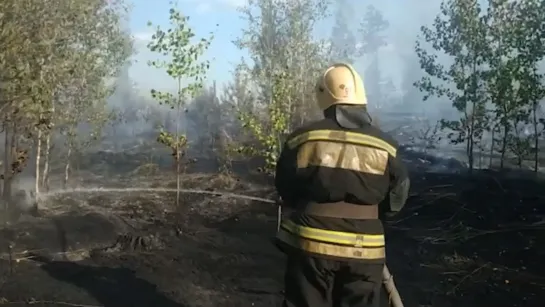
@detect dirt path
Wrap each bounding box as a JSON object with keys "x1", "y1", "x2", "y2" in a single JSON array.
[{"x1": 1, "y1": 172, "x2": 544, "y2": 306}]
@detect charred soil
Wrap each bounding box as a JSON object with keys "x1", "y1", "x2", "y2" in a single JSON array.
[{"x1": 0, "y1": 171, "x2": 544, "y2": 307}]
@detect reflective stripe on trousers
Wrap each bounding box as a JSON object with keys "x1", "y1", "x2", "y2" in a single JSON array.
[{"x1": 277, "y1": 220, "x2": 386, "y2": 260}]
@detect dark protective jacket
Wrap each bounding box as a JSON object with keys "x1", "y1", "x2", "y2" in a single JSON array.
[{"x1": 274, "y1": 105, "x2": 410, "y2": 263}]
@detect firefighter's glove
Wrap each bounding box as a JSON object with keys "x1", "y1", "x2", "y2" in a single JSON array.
[
  {"x1": 384, "y1": 211, "x2": 400, "y2": 219},
  {"x1": 389, "y1": 178, "x2": 410, "y2": 212}
]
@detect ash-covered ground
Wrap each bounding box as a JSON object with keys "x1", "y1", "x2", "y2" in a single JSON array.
[{"x1": 1, "y1": 153, "x2": 545, "y2": 307}]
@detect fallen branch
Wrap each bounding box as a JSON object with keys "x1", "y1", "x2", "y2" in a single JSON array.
[
  {"x1": 487, "y1": 175, "x2": 505, "y2": 193},
  {"x1": 460, "y1": 225, "x2": 545, "y2": 241},
  {"x1": 419, "y1": 263, "x2": 466, "y2": 274},
  {"x1": 387, "y1": 213, "x2": 418, "y2": 225},
  {"x1": 0, "y1": 249, "x2": 90, "y2": 262},
  {"x1": 492, "y1": 264, "x2": 545, "y2": 284},
  {"x1": 447, "y1": 263, "x2": 489, "y2": 295},
  {"x1": 0, "y1": 298, "x2": 100, "y2": 306},
  {"x1": 401, "y1": 192, "x2": 457, "y2": 215},
  {"x1": 415, "y1": 222, "x2": 545, "y2": 244},
  {"x1": 425, "y1": 184, "x2": 455, "y2": 190},
  {"x1": 408, "y1": 184, "x2": 454, "y2": 198}
]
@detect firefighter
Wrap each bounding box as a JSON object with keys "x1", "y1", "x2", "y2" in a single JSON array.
[{"x1": 274, "y1": 63, "x2": 410, "y2": 307}]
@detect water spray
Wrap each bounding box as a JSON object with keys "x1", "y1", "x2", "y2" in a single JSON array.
[{"x1": 39, "y1": 187, "x2": 276, "y2": 204}]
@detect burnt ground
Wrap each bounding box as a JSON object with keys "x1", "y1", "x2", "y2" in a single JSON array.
[{"x1": 0, "y1": 170, "x2": 544, "y2": 307}]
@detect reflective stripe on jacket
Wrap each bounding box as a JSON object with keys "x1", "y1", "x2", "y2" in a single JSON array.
[{"x1": 276, "y1": 219, "x2": 386, "y2": 260}]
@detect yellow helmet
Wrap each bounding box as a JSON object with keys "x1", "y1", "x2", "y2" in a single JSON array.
[{"x1": 315, "y1": 63, "x2": 367, "y2": 111}]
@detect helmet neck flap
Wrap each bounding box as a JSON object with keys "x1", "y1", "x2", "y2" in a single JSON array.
[{"x1": 324, "y1": 104, "x2": 372, "y2": 129}]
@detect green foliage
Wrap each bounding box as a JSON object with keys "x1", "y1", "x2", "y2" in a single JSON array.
[
  {"x1": 146, "y1": 3, "x2": 213, "y2": 162},
  {"x1": 416, "y1": 0, "x2": 496, "y2": 171},
  {"x1": 416, "y1": 0, "x2": 545, "y2": 172},
  {"x1": 1, "y1": 0, "x2": 127, "y2": 127},
  {"x1": 232, "y1": 0, "x2": 329, "y2": 174},
  {"x1": 236, "y1": 71, "x2": 292, "y2": 174},
  {"x1": 510, "y1": 0, "x2": 545, "y2": 170},
  {"x1": 56, "y1": 0, "x2": 132, "y2": 153},
  {"x1": 157, "y1": 128, "x2": 188, "y2": 159},
  {"x1": 147, "y1": 6, "x2": 213, "y2": 107},
  {"x1": 0, "y1": 0, "x2": 131, "y2": 194}
]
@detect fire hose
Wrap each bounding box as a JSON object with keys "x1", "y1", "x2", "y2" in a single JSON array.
[{"x1": 41, "y1": 188, "x2": 404, "y2": 306}]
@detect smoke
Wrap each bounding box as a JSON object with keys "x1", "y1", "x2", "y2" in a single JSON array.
[
  {"x1": 10, "y1": 176, "x2": 36, "y2": 211},
  {"x1": 64, "y1": 1, "x2": 475, "y2": 170},
  {"x1": 105, "y1": 1, "x2": 456, "y2": 160},
  {"x1": 2, "y1": 0, "x2": 544, "y2": 212},
  {"x1": 69, "y1": 0, "x2": 545, "y2": 173},
  {"x1": 325, "y1": 1, "x2": 544, "y2": 171}
]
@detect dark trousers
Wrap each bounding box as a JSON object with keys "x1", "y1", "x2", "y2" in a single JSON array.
[{"x1": 282, "y1": 254, "x2": 386, "y2": 307}]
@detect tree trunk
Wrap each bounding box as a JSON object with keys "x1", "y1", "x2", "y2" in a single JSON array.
[
  {"x1": 466, "y1": 125, "x2": 474, "y2": 174},
  {"x1": 4, "y1": 123, "x2": 17, "y2": 207},
  {"x1": 489, "y1": 127, "x2": 495, "y2": 168},
  {"x1": 500, "y1": 125, "x2": 509, "y2": 169},
  {"x1": 64, "y1": 144, "x2": 72, "y2": 189},
  {"x1": 35, "y1": 127, "x2": 42, "y2": 195},
  {"x1": 478, "y1": 140, "x2": 483, "y2": 169},
  {"x1": 0, "y1": 130, "x2": 2, "y2": 197},
  {"x1": 532, "y1": 102, "x2": 539, "y2": 172},
  {"x1": 2, "y1": 123, "x2": 11, "y2": 207},
  {"x1": 42, "y1": 132, "x2": 51, "y2": 191},
  {"x1": 468, "y1": 131, "x2": 474, "y2": 173},
  {"x1": 467, "y1": 62, "x2": 478, "y2": 174},
  {"x1": 176, "y1": 150, "x2": 180, "y2": 208},
  {"x1": 42, "y1": 101, "x2": 54, "y2": 191},
  {"x1": 175, "y1": 81, "x2": 182, "y2": 209}
]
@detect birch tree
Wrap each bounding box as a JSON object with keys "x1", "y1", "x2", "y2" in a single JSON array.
[
  {"x1": 415, "y1": 0, "x2": 489, "y2": 172},
  {"x1": 483, "y1": 0, "x2": 519, "y2": 168},
  {"x1": 233, "y1": 0, "x2": 330, "y2": 174},
  {"x1": 1, "y1": 0, "x2": 70, "y2": 201},
  {"x1": 510, "y1": 0, "x2": 545, "y2": 171},
  {"x1": 0, "y1": 0, "x2": 130, "y2": 208},
  {"x1": 147, "y1": 4, "x2": 213, "y2": 206}
]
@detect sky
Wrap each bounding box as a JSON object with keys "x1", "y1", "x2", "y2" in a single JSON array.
[
  {"x1": 129, "y1": 0, "x2": 249, "y2": 92},
  {"x1": 128, "y1": 0, "x2": 440, "y2": 93}
]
